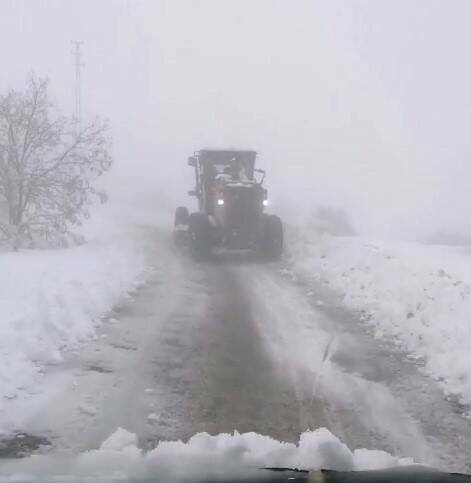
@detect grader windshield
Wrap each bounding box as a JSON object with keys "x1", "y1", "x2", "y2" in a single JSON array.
[{"x1": 198, "y1": 149, "x2": 257, "y2": 181}]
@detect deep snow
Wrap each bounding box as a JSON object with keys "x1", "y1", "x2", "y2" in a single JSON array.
[
  {"x1": 0, "y1": 208, "x2": 154, "y2": 433},
  {"x1": 290, "y1": 231, "x2": 471, "y2": 405}
]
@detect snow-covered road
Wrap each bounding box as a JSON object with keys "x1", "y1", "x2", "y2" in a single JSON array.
[{"x1": 2, "y1": 230, "x2": 471, "y2": 474}]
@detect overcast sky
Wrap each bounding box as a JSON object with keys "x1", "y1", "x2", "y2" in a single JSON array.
[{"x1": 1, "y1": 0, "x2": 470, "y2": 239}]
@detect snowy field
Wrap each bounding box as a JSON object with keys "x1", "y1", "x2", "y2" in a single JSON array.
[
  {"x1": 0, "y1": 207, "x2": 156, "y2": 429},
  {"x1": 290, "y1": 231, "x2": 471, "y2": 405}
]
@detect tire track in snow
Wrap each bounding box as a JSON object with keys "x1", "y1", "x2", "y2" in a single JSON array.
[
  {"x1": 175, "y1": 264, "x2": 329, "y2": 442},
  {"x1": 236, "y1": 265, "x2": 442, "y2": 467},
  {"x1": 1, "y1": 233, "x2": 206, "y2": 454},
  {"x1": 240, "y1": 263, "x2": 471, "y2": 472}
]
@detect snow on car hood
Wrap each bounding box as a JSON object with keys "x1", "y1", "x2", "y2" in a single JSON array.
[{"x1": 0, "y1": 428, "x2": 412, "y2": 482}]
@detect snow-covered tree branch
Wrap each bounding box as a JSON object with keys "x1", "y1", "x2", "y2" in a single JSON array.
[{"x1": 0, "y1": 75, "x2": 112, "y2": 249}]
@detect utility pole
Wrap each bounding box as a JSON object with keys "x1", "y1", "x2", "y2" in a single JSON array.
[{"x1": 71, "y1": 41, "x2": 84, "y2": 131}]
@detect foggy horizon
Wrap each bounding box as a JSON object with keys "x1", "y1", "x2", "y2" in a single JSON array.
[{"x1": 2, "y1": 0, "x2": 471, "y2": 240}]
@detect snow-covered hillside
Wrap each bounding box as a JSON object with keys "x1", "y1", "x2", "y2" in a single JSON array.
[
  {"x1": 290, "y1": 232, "x2": 471, "y2": 405},
  {"x1": 0, "y1": 210, "x2": 154, "y2": 423}
]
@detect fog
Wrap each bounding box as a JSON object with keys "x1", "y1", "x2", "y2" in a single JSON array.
[{"x1": 2, "y1": 0, "x2": 471, "y2": 240}]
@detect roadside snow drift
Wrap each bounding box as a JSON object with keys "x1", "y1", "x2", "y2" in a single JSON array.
[
  {"x1": 0, "y1": 427, "x2": 413, "y2": 481},
  {"x1": 0, "y1": 214, "x2": 151, "y2": 429},
  {"x1": 290, "y1": 232, "x2": 471, "y2": 404}
]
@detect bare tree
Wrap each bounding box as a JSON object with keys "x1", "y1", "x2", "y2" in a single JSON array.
[{"x1": 0, "y1": 75, "x2": 112, "y2": 249}]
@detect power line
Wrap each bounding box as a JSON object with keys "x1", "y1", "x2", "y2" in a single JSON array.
[{"x1": 71, "y1": 41, "x2": 84, "y2": 130}]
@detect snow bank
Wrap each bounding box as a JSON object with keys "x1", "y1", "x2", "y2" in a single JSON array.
[
  {"x1": 0, "y1": 428, "x2": 411, "y2": 481},
  {"x1": 290, "y1": 232, "x2": 471, "y2": 404},
  {"x1": 0, "y1": 211, "x2": 152, "y2": 422}
]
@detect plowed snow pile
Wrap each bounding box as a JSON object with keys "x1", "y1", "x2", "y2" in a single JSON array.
[
  {"x1": 291, "y1": 233, "x2": 471, "y2": 404},
  {"x1": 0, "y1": 427, "x2": 412, "y2": 481},
  {"x1": 0, "y1": 213, "x2": 151, "y2": 424}
]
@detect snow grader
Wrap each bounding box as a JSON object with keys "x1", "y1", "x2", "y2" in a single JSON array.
[{"x1": 174, "y1": 149, "x2": 283, "y2": 260}]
